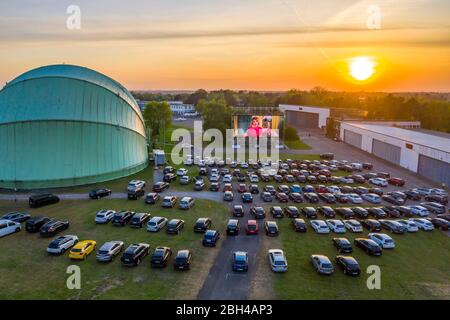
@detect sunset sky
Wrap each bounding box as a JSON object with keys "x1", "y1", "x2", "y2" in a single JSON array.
[{"x1": 0, "y1": 0, "x2": 449, "y2": 91}]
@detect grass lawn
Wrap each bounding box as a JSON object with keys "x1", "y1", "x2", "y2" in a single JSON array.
[
  {"x1": 267, "y1": 215, "x2": 450, "y2": 299},
  {"x1": 284, "y1": 139, "x2": 312, "y2": 150},
  {"x1": 0, "y1": 198, "x2": 229, "y2": 300}
]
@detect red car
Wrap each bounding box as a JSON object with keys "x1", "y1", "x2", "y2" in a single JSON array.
[
  {"x1": 315, "y1": 185, "x2": 328, "y2": 193},
  {"x1": 388, "y1": 177, "x2": 405, "y2": 187},
  {"x1": 237, "y1": 184, "x2": 247, "y2": 193},
  {"x1": 246, "y1": 220, "x2": 259, "y2": 235}
]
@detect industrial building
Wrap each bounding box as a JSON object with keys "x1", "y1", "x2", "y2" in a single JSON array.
[
  {"x1": 279, "y1": 104, "x2": 330, "y2": 129},
  {"x1": 340, "y1": 122, "x2": 450, "y2": 186},
  {"x1": 0, "y1": 64, "x2": 148, "y2": 189}
]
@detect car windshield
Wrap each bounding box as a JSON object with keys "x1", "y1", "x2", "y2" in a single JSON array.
[
  {"x1": 322, "y1": 263, "x2": 333, "y2": 269},
  {"x1": 274, "y1": 261, "x2": 285, "y2": 266},
  {"x1": 71, "y1": 249, "x2": 82, "y2": 253},
  {"x1": 153, "y1": 250, "x2": 164, "y2": 257},
  {"x1": 248, "y1": 225, "x2": 256, "y2": 230},
  {"x1": 98, "y1": 250, "x2": 109, "y2": 255}
]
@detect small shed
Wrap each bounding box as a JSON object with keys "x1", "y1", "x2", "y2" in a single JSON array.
[{"x1": 153, "y1": 149, "x2": 166, "y2": 166}]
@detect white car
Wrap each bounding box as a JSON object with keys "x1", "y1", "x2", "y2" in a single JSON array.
[
  {"x1": 268, "y1": 249, "x2": 288, "y2": 272},
  {"x1": 209, "y1": 175, "x2": 220, "y2": 183},
  {"x1": 325, "y1": 220, "x2": 346, "y2": 233},
  {"x1": 368, "y1": 233, "x2": 395, "y2": 249},
  {"x1": 409, "y1": 205, "x2": 429, "y2": 217},
  {"x1": 250, "y1": 175, "x2": 259, "y2": 183},
  {"x1": 310, "y1": 220, "x2": 330, "y2": 234},
  {"x1": 326, "y1": 186, "x2": 341, "y2": 194},
  {"x1": 183, "y1": 157, "x2": 193, "y2": 166},
  {"x1": 340, "y1": 177, "x2": 354, "y2": 184},
  {"x1": 176, "y1": 168, "x2": 188, "y2": 176},
  {"x1": 362, "y1": 193, "x2": 381, "y2": 204},
  {"x1": 241, "y1": 162, "x2": 249, "y2": 169},
  {"x1": 127, "y1": 180, "x2": 145, "y2": 192},
  {"x1": 95, "y1": 209, "x2": 116, "y2": 224},
  {"x1": 409, "y1": 218, "x2": 434, "y2": 231},
  {"x1": 0, "y1": 219, "x2": 21, "y2": 237},
  {"x1": 369, "y1": 178, "x2": 388, "y2": 187},
  {"x1": 395, "y1": 219, "x2": 419, "y2": 232},
  {"x1": 343, "y1": 219, "x2": 363, "y2": 233},
  {"x1": 347, "y1": 194, "x2": 363, "y2": 204},
  {"x1": 47, "y1": 235, "x2": 79, "y2": 254},
  {"x1": 179, "y1": 176, "x2": 190, "y2": 185},
  {"x1": 147, "y1": 216, "x2": 168, "y2": 232},
  {"x1": 198, "y1": 159, "x2": 206, "y2": 167},
  {"x1": 223, "y1": 174, "x2": 233, "y2": 183}
]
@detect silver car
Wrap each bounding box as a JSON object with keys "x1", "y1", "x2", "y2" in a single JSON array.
[
  {"x1": 311, "y1": 254, "x2": 334, "y2": 275},
  {"x1": 96, "y1": 241, "x2": 124, "y2": 262},
  {"x1": 147, "y1": 216, "x2": 168, "y2": 232}
]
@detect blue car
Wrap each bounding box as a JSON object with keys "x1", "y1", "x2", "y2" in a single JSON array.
[
  {"x1": 242, "y1": 193, "x2": 253, "y2": 203},
  {"x1": 232, "y1": 251, "x2": 249, "y2": 272},
  {"x1": 303, "y1": 185, "x2": 315, "y2": 193},
  {"x1": 202, "y1": 230, "x2": 220, "y2": 247},
  {"x1": 290, "y1": 184, "x2": 302, "y2": 193}
]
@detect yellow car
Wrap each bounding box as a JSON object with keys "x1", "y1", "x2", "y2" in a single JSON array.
[{"x1": 68, "y1": 240, "x2": 97, "y2": 260}]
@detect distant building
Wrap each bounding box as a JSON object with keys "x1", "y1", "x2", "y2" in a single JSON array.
[
  {"x1": 135, "y1": 100, "x2": 195, "y2": 114},
  {"x1": 279, "y1": 104, "x2": 330, "y2": 129}
]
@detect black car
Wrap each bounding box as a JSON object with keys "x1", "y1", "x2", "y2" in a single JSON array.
[
  {"x1": 39, "y1": 220, "x2": 69, "y2": 237},
  {"x1": 296, "y1": 175, "x2": 307, "y2": 183},
  {"x1": 379, "y1": 220, "x2": 405, "y2": 234},
  {"x1": 304, "y1": 192, "x2": 319, "y2": 203},
  {"x1": 361, "y1": 219, "x2": 382, "y2": 232},
  {"x1": 199, "y1": 167, "x2": 208, "y2": 176},
  {"x1": 166, "y1": 219, "x2": 185, "y2": 234},
  {"x1": 429, "y1": 218, "x2": 450, "y2": 230},
  {"x1": 150, "y1": 247, "x2": 172, "y2": 268},
  {"x1": 163, "y1": 173, "x2": 177, "y2": 183},
  {"x1": 264, "y1": 185, "x2": 276, "y2": 195},
  {"x1": 376, "y1": 172, "x2": 390, "y2": 178},
  {"x1": 381, "y1": 206, "x2": 401, "y2": 218},
  {"x1": 232, "y1": 205, "x2": 244, "y2": 217},
  {"x1": 368, "y1": 188, "x2": 384, "y2": 196},
  {"x1": 249, "y1": 184, "x2": 259, "y2": 194},
  {"x1": 277, "y1": 185, "x2": 290, "y2": 194},
  {"x1": 302, "y1": 207, "x2": 318, "y2": 219},
  {"x1": 226, "y1": 219, "x2": 240, "y2": 235},
  {"x1": 25, "y1": 216, "x2": 51, "y2": 233},
  {"x1": 145, "y1": 192, "x2": 161, "y2": 204},
  {"x1": 121, "y1": 243, "x2": 150, "y2": 266},
  {"x1": 292, "y1": 218, "x2": 307, "y2": 232},
  {"x1": 318, "y1": 206, "x2": 336, "y2": 218},
  {"x1": 194, "y1": 218, "x2": 212, "y2": 233},
  {"x1": 424, "y1": 194, "x2": 448, "y2": 205},
  {"x1": 260, "y1": 174, "x2": 270, "y2": 182},
  {"x1": 289, "y1": 192, "x2": 303, "y2": 203},
  {"x1": 352, "y1": 175, "x2": 366, "y2": 184},
  {"x1": 128, "y1": 187, "x2": 145, "y2": 200},
  {"x1": 174, "y1": 250, "x2": 192, "y2": 271},
  {"x1": 163, "y1": 166, "x2": 175, "y2": 174},
  {"x1": 89, "y1": 188, "x2": 112, "y2": 199},
  {"x1": 340, "y1": 186, "x2": 354, "y2": 194},
  {"x1": 284, "y1": 206, "x2": 300, "y2": 218},
  {"x1": 363, "y1": 162, "x2": 373, "y2": 170},
  {"x1": 335, "y1": 207, "x2": 354, "y2": 219},
  {"x1": 421, "y1": 202, "x2": 445, "y2": 214},
  {"x1": 335, "y1": 256, "x2": 361, "y2": 276},
  {"x1": 270, "y1": 206, "x2": 284, "y2": 218},
  {"x1": 351, "y1": 207, "x2": 369, "y2": 219},
  {"x1": 354, "y1": 238, "x2": 382, "y2": 256},
  {"x1": 367, "y1": 207, "x2": 387, "y2": 219},
  {"x1": 0, "y1": 212, "x2": 31, "y2": 223},
  {"x1": 209, "y1": 182, "x2": 220, "y2": 192},
  {"x1": 318, "y1": 193, "x2": 336, "y2": 204},
  {"x1": 250, "y1": 207, "x2": 266, "y2": 219},
  {"x1": 264, "y1": 221, "x2": 279, "y2": 236},
  {"x1": 332, "y1": 238, "x2": 353, "y2": 253},
  {"x1": 29, "y1": 193, "x2": 60, "y2": 208},
  {"x1": 152, "y1": 182, "x2": 169, "y2": 193},
  {"x1": 275, "y1": 192, "x2": 289, "y2": 203},
  {"x1": 260, "y1": 192, "x2": 273, "y2": 202},
  {"x1": 130, "y1": 212, "x2": 151, "y2": 228},
  {"x1": 242, "y1": 192, "x2": 253, "y2": 203},
  {"x1": 320, "y1": 153, "x2": 334, "y2": 160},
  {"x1": 382, "y1": 195, "x2": 404, "y2": 205},
  {"x1": 112, "y1": 211, "x2": 135, "y2": 226},
  {"x1": 404, "y1": 189, "x2": 421, "y2": 201}
]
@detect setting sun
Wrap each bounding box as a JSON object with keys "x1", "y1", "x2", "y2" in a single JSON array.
[{"x1": 349, "y1": 57, "x2": 376, "y2": 81}]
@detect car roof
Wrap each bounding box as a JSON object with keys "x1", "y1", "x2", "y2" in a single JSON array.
[
  {"x1": 312, "y1": 254, "x2": 330, "y2": 262},
  {"x1": 177, "y1": 250, "x2": 190, "y2": 257}
]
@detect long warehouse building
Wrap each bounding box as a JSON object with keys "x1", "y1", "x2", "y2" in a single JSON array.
[{"x1": 340, "y1": 122, "x2": 450, "y2": 186}]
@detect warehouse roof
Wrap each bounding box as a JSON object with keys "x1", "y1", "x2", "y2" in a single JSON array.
[{"x1": 344, "y1": 123, "x2": 450, "y2": 153}]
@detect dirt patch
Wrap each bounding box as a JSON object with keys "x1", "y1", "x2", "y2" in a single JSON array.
[
  {"x1": 419, "y1": 282, "x2": 450, "y2": 299},
  {"x1": 90, "y1": 278, "x2": 125, "y2": 299}
]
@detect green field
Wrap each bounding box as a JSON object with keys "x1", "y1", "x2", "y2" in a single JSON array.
[
  {"x1": 268, "y1": 215, "x2": 450, "y2": 299},
  {"x1": 284, "y1": 139, "x2": 312, "y2": 150},
  {"x1": 0, "y1": 198, "x2": 229, "y2": 300}
]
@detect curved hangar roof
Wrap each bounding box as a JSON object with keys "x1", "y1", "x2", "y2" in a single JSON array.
[{"x1": 0, "y1": 64, "x2": 148, "y2": 189}]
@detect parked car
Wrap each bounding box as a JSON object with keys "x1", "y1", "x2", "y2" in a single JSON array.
[
  {"x1": 369, "y1": 178, "x2": 388, "y2": 187},
  {"x1": 166, "y1": 219, "x2": 185, "y2": 234},
  {"x1": 368, "y1": 233, "x2": 395, "y2": 249},
  {"x1": 326, "y1": 219, "x2": 346, "y2": 233},
  {"x1": 25, "y1": 216, "x2": 51, "y2": 233},
  {"x1": 354, "y1": 238, "x2": 382, "y2": 256},
  {"x1": 346, "y1": 194, "x2": 363, "y2": 204},
  {"x1": 250, "y1": 206, "x2": 266, "y2": 219},
  {"x1": 269, "y1": 206, "x2": 283, "y2": 218},
  {"x1": 335, "y1": 256, "x2": 361, "y2": 276},
  {"x1": 310, "y1": 220, "x2": 330, "y2": 234},
  {"x1": 261, "y1": 192, "x2": 273, "y2": 202},
  {"x1": 268, "y1": 249, "x2": 288, "y2": 272},
  {"x1": 223, "y1": 191, "x2": 234, "y2": 201},
  {"x1": 163, "y1": 173, "x2": 177, "y2": 183},
  {"x1": 95, "y1": 209, "x2": 116, "y2": 224},
  {"x1": 145, "y1": 192, "x2": 161, "y2": 204},
  {"x1": 318, "y1": 206, "x2": 336, "y2": 218},
  {"x1": 194, "y1": 218, "x2": 212, "y2": 233},
  {"x1": 242, "y1": 192, "x2": 253, "y2": 203},
  {"x1": 112, "y1": 211, "x2": 135, "y2": 226},
  {"x1": 335, "y1": 207, "x2": 354, "y2": 219},
  {"x1": 29, "y1": 193, "x2": 60, "y2": 208},
  {"x1": 152, "y1": 182, "x2": 169, "y2": 193},
  {"x1": 284, "y1": 206, "x2": 300, "y2": 218},
  {"x1": 96, "y1": 241, "x2": 124, "y2": 262},
  {"x1": 289, "y1": 192, "x2": 303, "y2": 203},
  {"x1": 174, "y1": 250, "x2": 192, "y2": 270},
  {"x1": 362, "y1": 193, "x2": 382, "y2": 204},
  {"x1": 150, "y1": 247, "x2": 172, "y2": 268},
  {"x1": 319, "y1": 193, "x2": 337, "y2": 204},
  {"x1": 351, "y1": 207, "x2": 369, "y2": 219},
  {"x1": 382, "y1": 194, "x2": 405, "y2": 205},
  {"x1": 388, "y1": 177, "x2": 405, "y2": 186},
  {"x1": 409, "y1": 205, "x2": 429, "y2": 217},
  {"x1": 429, "y1": 218, "x2": 450, "y2": 231},
  {"x1": 343, "y1": 219, "x2": 363, "y2": 233},
  {"x1": 404, "y1": 189, "x2": 421, "y2": 200},
  {"x1": 420, "y1": 202, "x2": 446, "y2": 214},
  {"x1": 311, "y1": 255, "x2": 334, "y2": 275},
  {"x1": 68, "y1": 240, "x2": 96, "y2": 260},
  {"x1": 194, "y1": 180, "x2": 206, "y2": 191},
  {"x1": 265, "y1": 221, "x2": 279, "y2": 236},
  {"x1": 89, "y1": 188, "x2": 112, "y2": 199},
  {"x1": 227, "y1": 219, "x2": 240, "y2": 235},
  {"x1": 40, "y1": 220, "x2": 69, "y2": 237},
  {"x1": 410, "y1": 218, "x2": 434, "y2": 231},
  {"x1": 292, "y1": 218, "x2": 307, "y2": 232},
  {"x1": 302, "y1": 207, "x2": 318, "y2": 219},
  {"x1": 361, "y1": 219, "x2": 382, "y2": 232},
  {"x1": 395, "y1": 219, "x2": 418, "y2": 232},
  {"x1": 202, "y1": 230, "x2": 220, "y2": 246},
  {"x1": 0, "y1": 212, "x2": 31, "y2": 223},
  {"x1": 130, "y1": 212, "x2": 151, "y2": 228},
  {"x1": 379, "y1": 219, "x2": 405, "y2": 234},
  {"x1": 128, "y1": 180, "x2": 146, "y2": 191},
  {"x1": 146, "y1": 216, "x2": 168, "y2": 232},
  {"x1": 46, "y1": 235, "x2": 79, "y2": 255},
  {"x1": 121, "y1": 243, "x2": 150, "y2": 266},
  {"x1": 162, "y1": 196, "x2": 177, "y2": 208},
  {"x1": 246, "y1": 220, "x2": 259, "y2": 235},
  {"x1": 304, "y1": 192, "x2": 319, "y2": 203},
  {"x1": 424, "y1": 194, "x2": 448, "y2": 205},
  {"x1": 381, "y1": 206, "x2": 401, "y2": 218},
  {"x1": 179, "y1": 197, "x2": 195, "y2": 210},
  {"x1": 209, "y1": 182, "x2": 220, "y2": 191},
  {"x1": 332, "y1": 237, "x2": 352, "y2": 253},
  {"x1": 232, "y1": 251, "x2": 249, "y2": 272},
  {"x1": 368, "y1": 207, "x2": 388, "y2": 219},
  {"x1": 179, "y1": 176, "x2": 190, "y2": 185}
]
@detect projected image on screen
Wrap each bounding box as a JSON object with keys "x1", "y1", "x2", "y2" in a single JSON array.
[{"x1": 232, "y1": 115, "x2": 282, "y2": 137}]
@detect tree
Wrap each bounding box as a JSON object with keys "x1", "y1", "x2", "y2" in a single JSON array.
[
  {"x1": 143, "y1": 101, "x2": 172, "y2": 148},
  {"x1": 185, "y1": 89, "x2": 208, "y2": 105},
  {"x1": 200, "y1": 99, "x2": 232, "y2": 135},
  {"x1": 284, "y1": 125, "x2": 299, "y2": 141}
]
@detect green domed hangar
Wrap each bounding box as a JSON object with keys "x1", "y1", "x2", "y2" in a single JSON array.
[{"x1": 0, "y1": 64, "x2": 148, "y2": 189}]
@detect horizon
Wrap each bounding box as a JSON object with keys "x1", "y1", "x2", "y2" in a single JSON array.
[{"x1": 1, "y1": 0, "x2": 449, "y2": 92}]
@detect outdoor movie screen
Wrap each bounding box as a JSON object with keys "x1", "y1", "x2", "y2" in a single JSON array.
[{"x1": 232, "y1": 114, "x2": 283, "y2": 137}]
